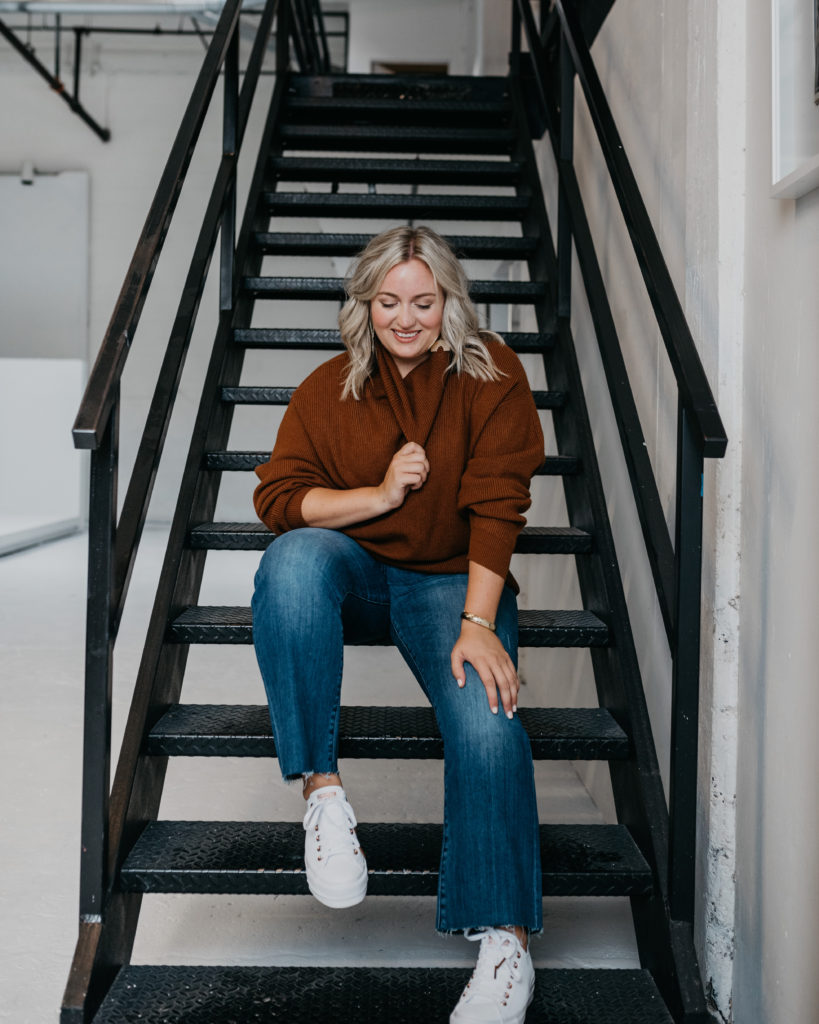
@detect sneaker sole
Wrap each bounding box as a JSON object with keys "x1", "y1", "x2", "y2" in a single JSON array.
[
  {"x1": 449, "y1": 972, "x2": 535, "y2": 1024},
  {"x1": 306, "y1": 870, "x2": 368, "y2": 909}
]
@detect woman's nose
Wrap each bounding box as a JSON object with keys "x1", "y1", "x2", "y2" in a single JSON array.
[{"x1": 395, "y1": 305, "x2": 415, "y2": 327}]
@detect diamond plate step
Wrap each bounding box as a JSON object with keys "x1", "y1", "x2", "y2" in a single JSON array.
[
  {"x1": 260, "y1": 192, "x2": 530, "y2": 221},
  {"x1": 120, "y1": 821, "x2": 651, "y2": 897},
  {"x1": 149, "y1": 704, "x2": 625, "y2": 760},
  {"x1": 254, "y1": 231, "x2": 538, "y2": 259},
  {"x1": 231, "y1": 328, "x2": 555, "y2": 352},
  {"x1": 189, "y1": 522, "x2": 592, "y2": 555},
  {"x1": 269, "y1": 157, "x2": 524, "y2": 186},
  {"x1": 279, "y1": 123, "x2": 517, "y2": 154},
  {"x1": 241, "y1": 275, "x2": 545, "y2": 303},
  {"x1": 203, "y1": 451, "x2": 580, "y2": 476},
  {"x1": 219, "y1": 386, "x2": 564, "y2": 409},
  {"x1": 290, "y1": 72, "x2": 508, "y2": 103},
  {"x1": 167, "y1": 607, "x2": 608, "y2": 648},
  {"x1": 285, "y1": 95, "x2": 511, "y2": 125},
  {"x1": 93, "y1": 964, "x2": 674, "y2": 1024}
]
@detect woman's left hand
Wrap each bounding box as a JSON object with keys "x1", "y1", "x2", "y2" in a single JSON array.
[{"x1": 451, "y1": 620, "x2": 520, "y2": 718}]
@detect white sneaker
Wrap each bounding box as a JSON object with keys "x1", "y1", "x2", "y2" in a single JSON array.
[
  {"x1": 302, "y1": 785, "x2": 367, "y2": 909},
  {"x1": 450, "y1": 928, "x2": 535, "y2": 1024}
]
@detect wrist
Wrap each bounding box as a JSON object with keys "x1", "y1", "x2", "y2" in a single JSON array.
[
  {"x1": 461, "y1": 610, "x2": 496, "y2": 632},
  {"x1": 375, "y1": 481, "x2": 403, "y2": 512}
]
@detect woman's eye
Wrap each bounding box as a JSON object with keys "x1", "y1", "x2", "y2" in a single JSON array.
[
  {"x1": 416, "y1": 304, "x2": 431, "y2": 311},
  {"x1": 379, "y1": 301, "x2": 396, "y2": 309}
]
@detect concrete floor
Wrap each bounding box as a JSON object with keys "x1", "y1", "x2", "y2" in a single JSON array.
[{"x1": 0, "y1": 530, "x2": 638, "y2": 1024}]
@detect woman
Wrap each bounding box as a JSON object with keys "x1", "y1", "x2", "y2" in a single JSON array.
[{"x1": 252, "y1": 226, "x2": 544, "y2": 1024}]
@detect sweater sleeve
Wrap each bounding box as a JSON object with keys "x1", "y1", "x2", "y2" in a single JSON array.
[
  {"x1": 253, "y1": 395, "x2": 332, "y2": 533},
  {"x1": 456, "y1": 346, "x2": 545, "y2": 579}
]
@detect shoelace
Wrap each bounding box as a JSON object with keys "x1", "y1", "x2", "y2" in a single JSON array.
[
  {"x1": 303, "y1": 794, "x2": 360, "y2": 861},
  {"x1": 461, "y1": 928, "x2": 523, "y2": 1003}
]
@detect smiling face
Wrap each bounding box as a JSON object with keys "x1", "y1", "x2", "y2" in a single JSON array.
[{"x1": 369, "y1": 258, "x2": 445, "y2": 377}]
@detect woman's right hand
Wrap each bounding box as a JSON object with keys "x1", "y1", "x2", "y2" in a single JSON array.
[{"x1": 377, "y1": 442, "x2": 429, "y2": 510}]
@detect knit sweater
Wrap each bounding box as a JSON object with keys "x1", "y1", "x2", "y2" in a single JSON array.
[{"x1": 253, "y1": 337, "x2": 544, "y2": 581}]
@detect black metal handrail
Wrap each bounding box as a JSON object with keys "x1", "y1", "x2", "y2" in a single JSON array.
[
  {"x1": 72, "y1": 0, "x2": 243, "y2": 452},
  {"x1": 512, "y1": 0, "x2": 727, "y2": 932},
  {"x1": 67, "y1": 0, "x2": 327, "y2": 954}
]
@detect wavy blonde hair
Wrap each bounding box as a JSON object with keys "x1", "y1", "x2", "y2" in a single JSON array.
[{"x1": 338, "y1": 226, "x2": 504, "y2": 399}]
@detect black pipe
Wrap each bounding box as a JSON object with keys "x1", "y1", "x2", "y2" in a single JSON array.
[
  {"x1": 0, "y1": 17, "x2": 110, "y2": 141},
  {"x1": 72, "y1": 27, "x2": 83, "y2": 101}
]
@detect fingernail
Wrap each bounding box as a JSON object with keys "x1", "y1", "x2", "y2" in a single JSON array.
[
  {"x1": 512, "y1": 704, "x2": 517, "y2": 713},
  {"x1": 491, "y1": 706, "x2": 498, "y2": 715},
  {"x1": 506, "y1": 710, "x2": 514, "y2": 720},
  {"x1": 457, "y1": 678, "x2": 465, "y2": 688}
]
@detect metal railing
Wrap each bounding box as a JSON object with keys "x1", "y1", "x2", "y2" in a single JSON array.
[
  {"x1": 65, "y1": 0, "x2": 328, "y2": 1001},
  {"x1": 512, "y1": 0, "x2": 727, "y2": 929}
]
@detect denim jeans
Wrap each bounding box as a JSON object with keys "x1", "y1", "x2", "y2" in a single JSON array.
[{"x1": 251, "y1": 527, "x2": 542, "y2": 933}]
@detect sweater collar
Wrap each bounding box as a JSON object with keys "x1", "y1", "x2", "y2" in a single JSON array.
[{"x1": 374, "y1": 344, "x2": 450, "y2": 447}]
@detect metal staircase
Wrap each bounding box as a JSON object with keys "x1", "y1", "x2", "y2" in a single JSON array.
[{"x1": 62, "y1": 2, "x2": 726, "y2": 1021}]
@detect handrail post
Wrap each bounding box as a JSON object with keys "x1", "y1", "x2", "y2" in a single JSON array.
[
  {"x1": 276, "y1": 0, "x2": 291, "y2": 73},
  {"x1": 557, "y1": 28, "x2": 574, "y2": 319},
  {"x1": 220, "y1": 28, "x2": 238, "y2": 312},
  {"x1": 79, "y1": 398, "x2": 118, "y2": 918},
  {"x1": 511, "y1": 0, "x2": 521, "y2": 61},
  {"x1": 311, "y1": 0, "x2": 331, "y2": 72},
  {"x1": 668, "y1": 398, "x2": 705, "y2": 923}
]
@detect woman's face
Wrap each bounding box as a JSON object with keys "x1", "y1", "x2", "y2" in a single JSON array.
[{"x1": 370, "y1": 258, "x2": 444, "y2": 378}]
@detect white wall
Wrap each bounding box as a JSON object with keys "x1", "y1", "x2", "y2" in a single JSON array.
[
  {"x1": 0, "y1": 20, "x2": 275, "y2": 527},
  {"x1": 732, "y1": 1, "x2": 819, "y2": 1020},
  {"x1": 345, "y1": 0, "x2": 481, "y2": 76},
  {"x1": 556, "y1": 1, "x2": 819, "y2": 1021}
]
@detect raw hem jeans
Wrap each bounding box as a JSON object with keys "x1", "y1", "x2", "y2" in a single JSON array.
[{"x1": 251, "y1": 527, "x2": 542, "y2": 934}]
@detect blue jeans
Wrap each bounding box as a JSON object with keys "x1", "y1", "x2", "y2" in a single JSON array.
[{"x1": 251, "y1": 528, "x2": 542, "y2": 933}]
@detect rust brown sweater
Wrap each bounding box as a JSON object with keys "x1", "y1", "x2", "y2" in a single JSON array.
[{"x1": 253, "y1": 338, "x2": 544, "y2": 581}]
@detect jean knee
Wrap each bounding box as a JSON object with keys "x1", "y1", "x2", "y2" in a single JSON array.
[
  {"x1": 253, "y1": 529, "x2": 335, "y2": 607},
  {"x1": 444, "y1": 678, "x2": 531, "y2": 765}
]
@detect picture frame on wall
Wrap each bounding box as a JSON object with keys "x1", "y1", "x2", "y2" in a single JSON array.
[{"x1": 772, "y1": 0, "x2": 819, "y2": 197}]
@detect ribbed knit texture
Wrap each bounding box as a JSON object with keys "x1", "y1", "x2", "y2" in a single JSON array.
[{"x1": 253, "y1": 338, "x2": 544, "y2": 581}]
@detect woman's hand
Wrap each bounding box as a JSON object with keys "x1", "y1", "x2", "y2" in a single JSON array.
[
  {"x1": 377, "y1": 442, "x2": 429, "y2": 510},
  {"x1": 451, "y1": 619, "x2": 520, "y2": 719}
]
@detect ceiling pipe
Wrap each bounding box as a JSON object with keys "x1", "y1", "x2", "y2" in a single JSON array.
[{"x1": 0, "y1": 1, "x2": 265, "y2": 15}]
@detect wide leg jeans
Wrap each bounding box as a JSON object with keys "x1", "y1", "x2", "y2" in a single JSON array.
[{"x1": 251, "y1": 527, "x2": 542, "y2": 933}]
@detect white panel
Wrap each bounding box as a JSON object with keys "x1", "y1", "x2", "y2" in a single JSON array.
[
  {"x1": 0, "y1": 170, "x2": 88, "y2": 552},
  {"x1": 772, "y1": 0, "x2": 819, "y2": 195},
  {"x1": 0, "y1": 170, "x2": 89, "y2": 359},
  {"x1": 0, "y1": 358, "x2": 86, "y2": 554}
]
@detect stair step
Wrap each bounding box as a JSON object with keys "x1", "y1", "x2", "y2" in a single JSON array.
[
  {"x1": 254, "y1": 231, "x2": 538, "y2": 259},
  {"x1": 203, "y1": 451, "x2": 579, "y2": 476},
  {"x1": 260, "y1": 191, "x2": 530, "y2": 221},
  {"x1": 149, "y1": 704, "x2": 625, "y2": 760},
  {"x1": 280, "y1": 123, "x2": 517, "y2": 154},
  {"x1": 232, "y1": 327, "x2": 555, "y2": 352},
  {"x1": 190, "y1": 522, "x2": 591, "y2": 555},
  {"x1": 167, "y1": 607, "x2": 608, "y2": 647},
  {"x1": 241, "y1": 275, "x2": 545, "y2": 303},
  {"x1": 269, "y1": 157, "x2": 524, "y2": 186},
  {"x1": 289, "y1": 72, "x2": 508, "y2": 102},
  {"x1": 286, "y1": 95, "x2": 511, "y2": 125},
  {"x1": 121, "y1": 821, "x2": 650, "y2": 897},
  {"x1": 94, "y1": 964, "x2": 674, "y2": 1024},
  {"x1": 219, "y1": 385, "x2": 564, "y2": 409}
]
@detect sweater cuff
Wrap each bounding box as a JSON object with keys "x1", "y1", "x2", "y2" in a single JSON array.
[
  {"x1": 282, "y1": 487, "x2": 313, "y2": 530},
  {"x1": 467, "y1": 516, "x2": 520, "y2": 580}
]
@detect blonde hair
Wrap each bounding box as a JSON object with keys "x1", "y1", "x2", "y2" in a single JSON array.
[{"x1": 338, "y1": 226, "x2": 504, "y2": 399}]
